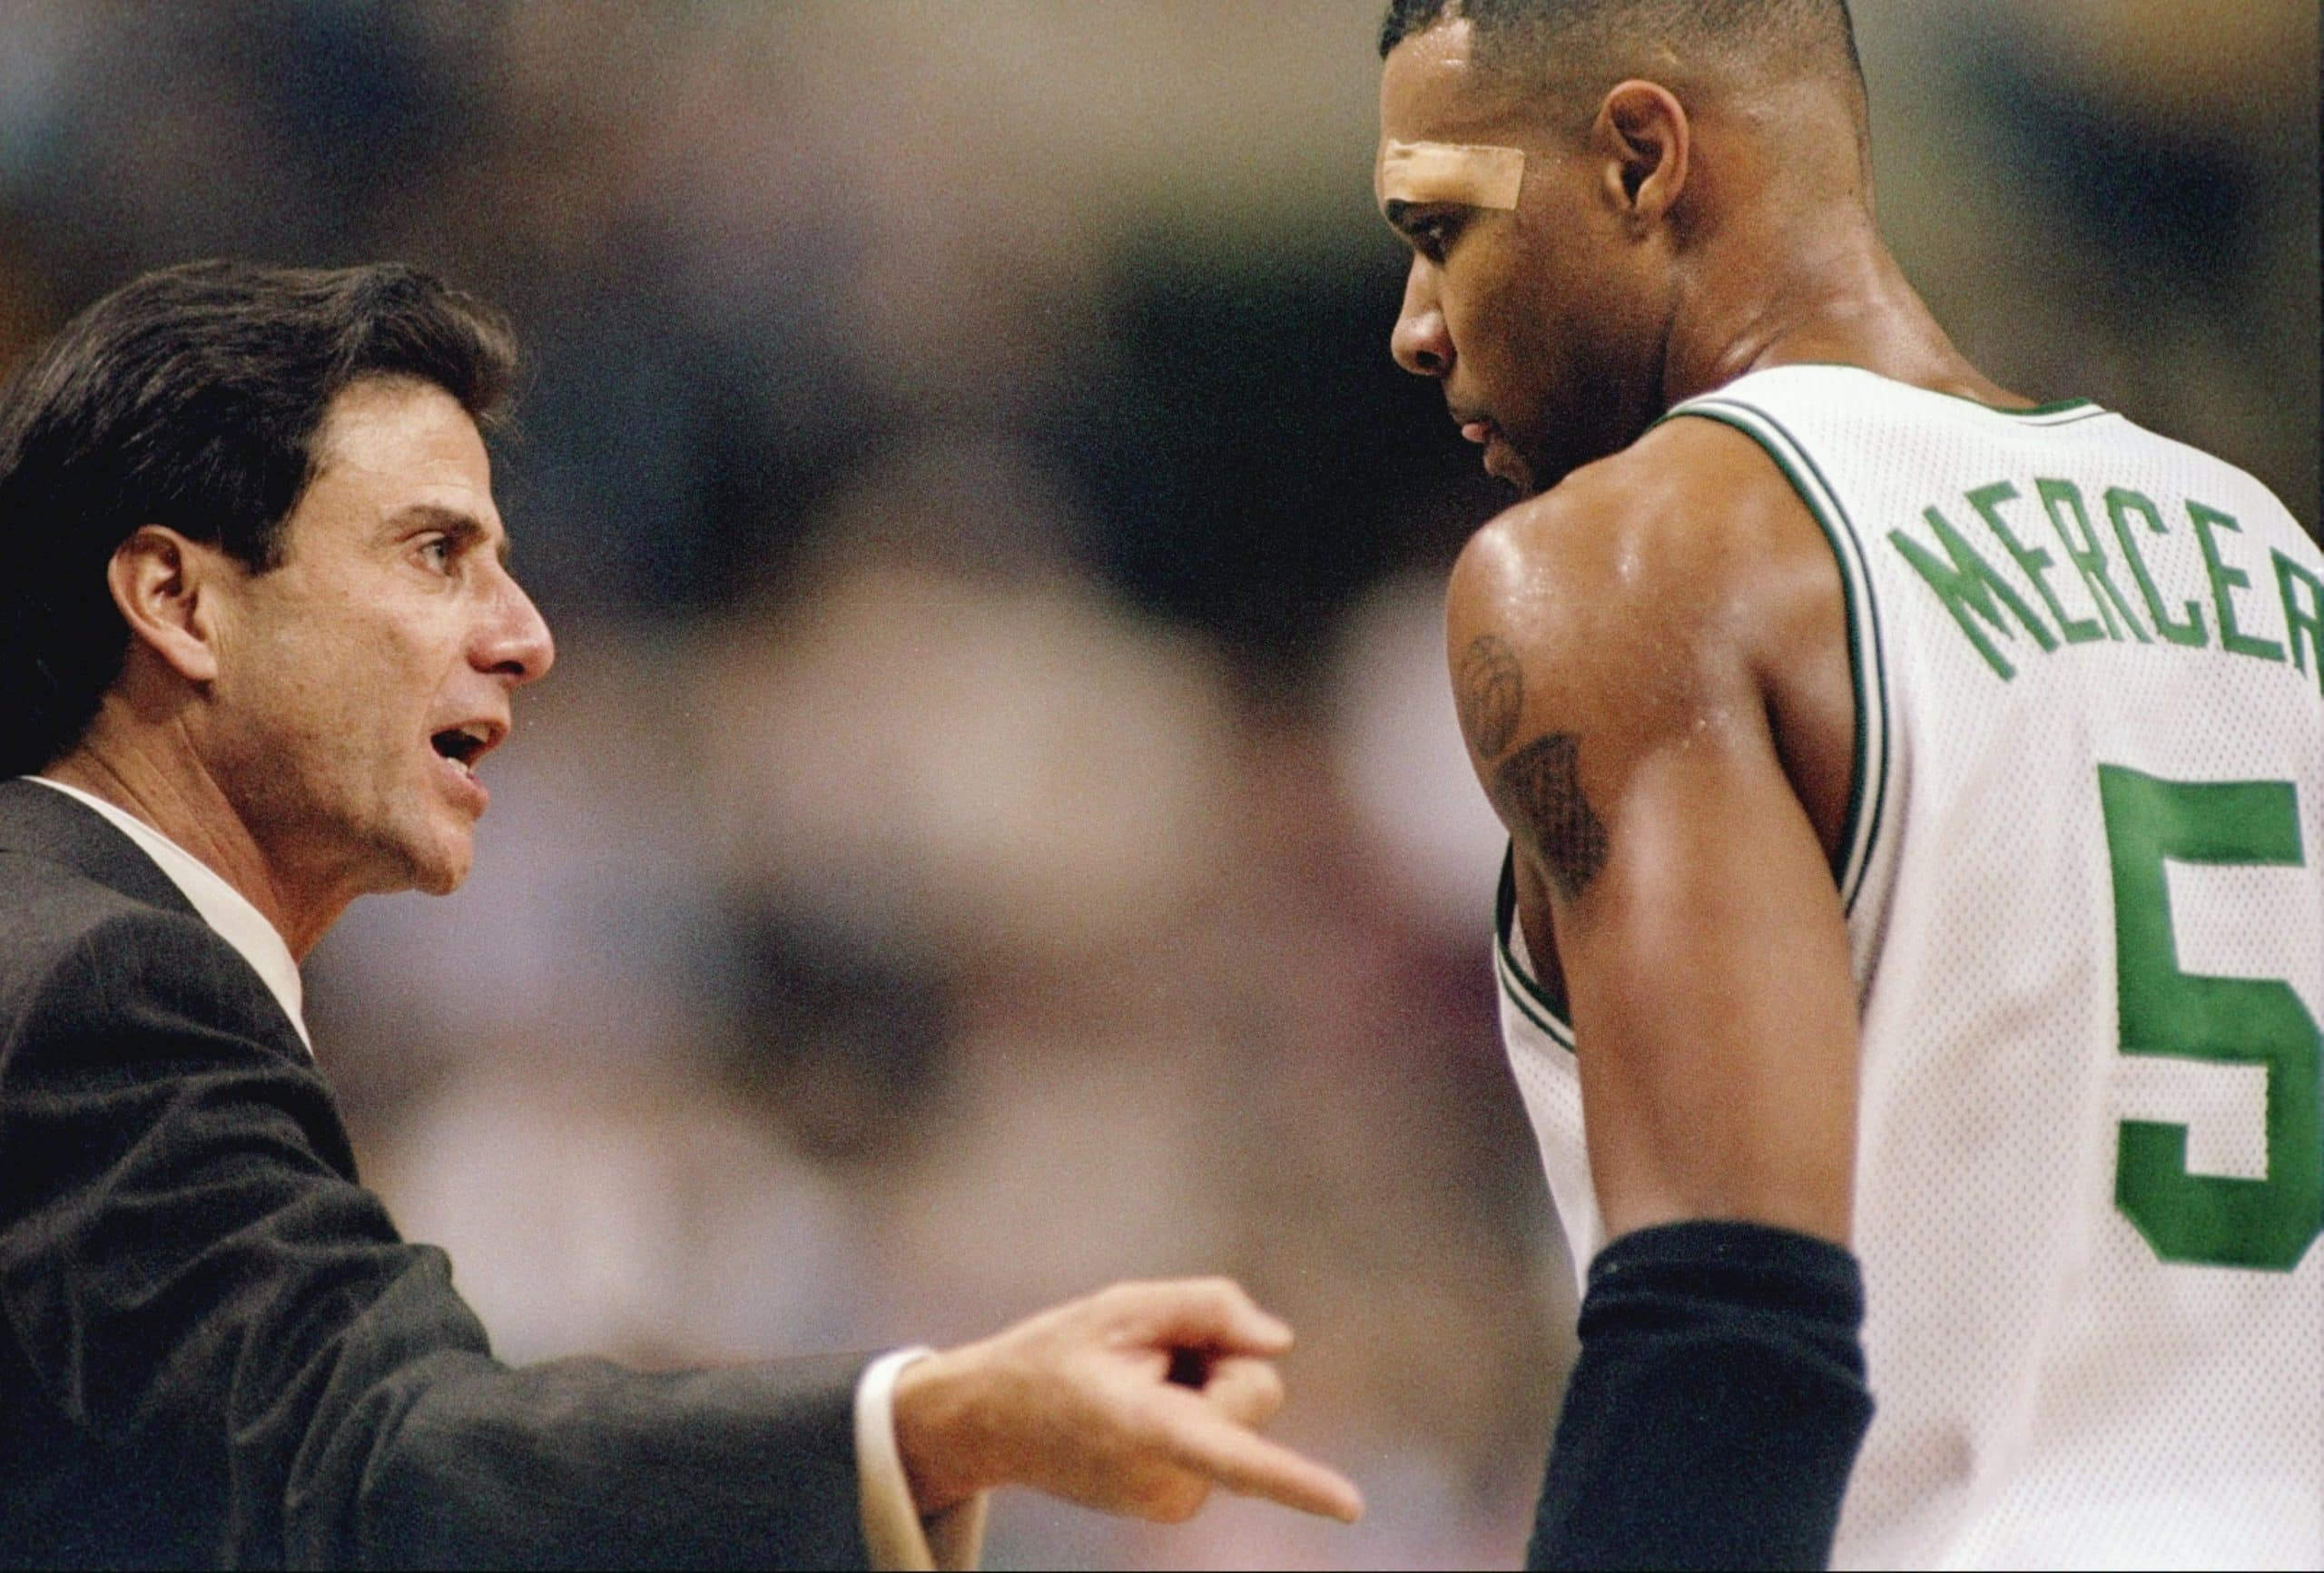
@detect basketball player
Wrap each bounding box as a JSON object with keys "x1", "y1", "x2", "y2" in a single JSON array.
[{"x1": 1373, "y1": 2, "x2": 2324, "y2": 1567}]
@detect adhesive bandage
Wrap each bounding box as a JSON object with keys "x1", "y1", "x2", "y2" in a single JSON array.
[{"x1": 1376, "y1": 139, "x2": 1527, "y2": 211}]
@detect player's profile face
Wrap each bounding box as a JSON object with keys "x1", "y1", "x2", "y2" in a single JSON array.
[
  {"x1": 200, "y1": 377, "x2": 554, "y2": 902},
  {"x1": 1378, "y1": 21, "x2": 1667, "y2": 494}
]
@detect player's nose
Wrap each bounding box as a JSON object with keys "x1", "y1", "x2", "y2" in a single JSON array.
[{"x1": 1391, "y1": 264, "x2": 1452, "y2": 379}]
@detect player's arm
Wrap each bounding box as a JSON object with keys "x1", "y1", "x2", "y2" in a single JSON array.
[{"x1": 1447, "y1": 420, "x2": 1873, "y2": 1570}]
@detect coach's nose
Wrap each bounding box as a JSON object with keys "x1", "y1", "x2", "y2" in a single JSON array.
[
  {"x1": 1391, "y1": 262, "x2": 1452, "y2": 379},
  {"x1": 477, "y1": 566, "x2": 556, "y2": 687}
]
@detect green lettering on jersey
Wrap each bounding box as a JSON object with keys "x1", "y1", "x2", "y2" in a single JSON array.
[
  {"x1": 1970, "y1": 481, "x2": 2105, "y2": 644},
  {"x1": 1889, "y1": 506, "x2": 2058, "y2": 680},
  {"x1": 2036, "y1": 478, "x2": 2149, "y2": 643},
  {"x1": 2106, "y1": 488, "x2": 2208, "y2": 648},
  {"x1": 2189, "y1": 503, "x2": 2287, "y2": 665},
  {"x1": 2277, "y1": 550, "x2": 2324, "y2": 693}
]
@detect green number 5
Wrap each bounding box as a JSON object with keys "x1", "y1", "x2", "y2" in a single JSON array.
[{"x1": 2099, "y1": 765, "x2": 2323, "y2": 1271}]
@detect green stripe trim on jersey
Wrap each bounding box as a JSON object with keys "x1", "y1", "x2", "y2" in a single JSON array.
[
  {"x1": 1495, "y1": 846, "x2": 1577, "y2": 1053},
  {"x1": 1988, "y1": 398, "x2": 2101, "y2": 418},
  {"x1": 1659, "y1": 398, "x2": 1896, "y2": 915},
  {"x1": 1931, "y1": 392, "x2": 2105, "y2": 423},
  {"x1": 1778, "y1": 362, "x2": 2104, "y2": 423}
]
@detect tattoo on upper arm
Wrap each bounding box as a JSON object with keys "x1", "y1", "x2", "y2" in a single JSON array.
[
  {"x1": 1492, "y1": 732, "x2": 1610, "y2": 899},
  {"x1": 1457, "y1": 634, "x2": 1525, "y2": 759}
]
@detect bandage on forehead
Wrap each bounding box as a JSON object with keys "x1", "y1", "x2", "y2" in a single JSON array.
[{"x1": 1377, "y1": 139, "x2": 1526, "y2": 210}]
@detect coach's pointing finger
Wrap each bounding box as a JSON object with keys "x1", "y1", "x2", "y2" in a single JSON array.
[{"x1": 1152, "y1": 1386, "x2": 1365, "y2": 1524}]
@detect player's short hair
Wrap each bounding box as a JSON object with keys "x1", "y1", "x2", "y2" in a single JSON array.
[
  {"x1": 0, "y1": 259, "x2": 518, "y2": 777},
  {"x1": 1379, "y1": 0, "x2": 1865, "y2": 96}
]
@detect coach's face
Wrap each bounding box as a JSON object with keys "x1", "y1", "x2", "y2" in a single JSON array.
[
  {"x1": 203, "y1": 376, "x2": 553, "y2": 902},
  {"x1": 1380, "y1": 22, "x2": 1669, "y2": 493}
]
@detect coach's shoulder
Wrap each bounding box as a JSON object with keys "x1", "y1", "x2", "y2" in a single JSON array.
[
  {"x1": 0, "y1": 875, "x2": 310, "y2": 1077},
  {"x1": 1446, "y1": 417, "x2": 1824, "y2": 755}
]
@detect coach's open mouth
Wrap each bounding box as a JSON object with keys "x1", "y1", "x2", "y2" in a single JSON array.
[{"x1": 428, "y1": 721, "x2": 502, "y2": 778}]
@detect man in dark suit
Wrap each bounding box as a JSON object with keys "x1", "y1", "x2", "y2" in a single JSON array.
[{"x1": 0, "y1": 261, "x2": 1362, "y2": 1568}]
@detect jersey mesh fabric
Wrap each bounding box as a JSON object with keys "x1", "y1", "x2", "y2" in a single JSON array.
[{"x1": 1495, "y1": 364, "x2": 2324, "y2": 1570}]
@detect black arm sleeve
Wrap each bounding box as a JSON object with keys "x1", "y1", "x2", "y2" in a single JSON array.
[
  {"x1": 1526, "y1": 1220, "x2": 1875, "y2": 1572},
  {"x1": 0, "y1": 908, "x2": 870, "y2": 1570}
]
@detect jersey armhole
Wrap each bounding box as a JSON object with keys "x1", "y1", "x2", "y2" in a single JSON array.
[
  {"x1": 1651, "y1": 399, "x2": 1894, "y2": 916},
  {"x1": 1496, "y1": 845, "x2": 1578, "y2": 1053}
]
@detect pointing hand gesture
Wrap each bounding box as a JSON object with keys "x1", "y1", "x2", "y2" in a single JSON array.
[{"x1": 891, "y1": 1278, "x2": 1364, "y2": 1527}]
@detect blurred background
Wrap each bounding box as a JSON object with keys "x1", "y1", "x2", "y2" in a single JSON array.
[{"x1": 0, "y1": 2, "x2": 2313, "y2": 1566}]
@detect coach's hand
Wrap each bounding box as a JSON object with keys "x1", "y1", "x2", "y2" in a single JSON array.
[{"x1": 890, "y1": 1278, "x2": 1363, "y2": 1526}]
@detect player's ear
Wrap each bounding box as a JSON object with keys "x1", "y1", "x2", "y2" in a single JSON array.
[
  {"x1": 1594, "y1": 80, "x2": 1690, "y2": 231},
  {"x1": 108, "y1": 525, "x2": 227, "y2": 685}
]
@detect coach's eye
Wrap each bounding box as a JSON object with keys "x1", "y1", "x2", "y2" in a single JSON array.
[{"x1": 416, "y1": 536, "x2": 456, "y2": 573}]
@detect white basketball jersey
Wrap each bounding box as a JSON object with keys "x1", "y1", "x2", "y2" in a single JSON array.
[{"x1": 1495, "y1": 364, "x2": 2324, "y2": 1569}]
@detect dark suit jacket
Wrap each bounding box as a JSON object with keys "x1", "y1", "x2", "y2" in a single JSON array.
[{"x1": 0, "y1": 779, "x2": 872, "y2": 1570}]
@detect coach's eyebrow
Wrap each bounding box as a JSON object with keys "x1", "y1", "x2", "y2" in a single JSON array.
[{"x1": 1376, "y1": 139, "x2": 1527, "y2": 212}]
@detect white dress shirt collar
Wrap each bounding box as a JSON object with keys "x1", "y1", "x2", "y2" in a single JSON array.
[{"x1": 27, "y1": 776, "x2": 312, "y2": 1054}]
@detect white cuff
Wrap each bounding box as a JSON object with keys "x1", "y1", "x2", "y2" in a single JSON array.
[{"x1": 855, "y1": 1347, "x2": 990, "y2": 1572}]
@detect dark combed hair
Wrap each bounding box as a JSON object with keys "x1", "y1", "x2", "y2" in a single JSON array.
[
  {"x1": 1379, "y1": 0, "x2": 1864, "y2": 87},
  {"x1": 0, "y1": 259, "x2": 518, "y2": 777}
]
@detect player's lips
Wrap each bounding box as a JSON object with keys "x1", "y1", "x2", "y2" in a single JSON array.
[{"x1": 1452, "y1": 409, "x2": 1497, "y2": 447}]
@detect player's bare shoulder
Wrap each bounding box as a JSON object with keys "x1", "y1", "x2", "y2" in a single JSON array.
[{"x1": 1446, "y1": 413, "x2": 1856, "y2": 883}]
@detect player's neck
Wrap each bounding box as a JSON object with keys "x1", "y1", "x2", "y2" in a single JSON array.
[{"x1": 1662, "y1": 219, "x2": 2030, "y2": 411}]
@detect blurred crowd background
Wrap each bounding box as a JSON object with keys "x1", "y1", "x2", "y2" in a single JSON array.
[{"x1": 0, "y1": 3, "x2": 2314, "y2": 1567}]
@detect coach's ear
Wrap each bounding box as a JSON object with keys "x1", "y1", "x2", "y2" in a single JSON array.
[
  {"x1": 108, "y1": 526, "x2": 224, "y2": 685},
  {"x1": 1595, "y1": 79, "x2": 1690, "y2": 231}
]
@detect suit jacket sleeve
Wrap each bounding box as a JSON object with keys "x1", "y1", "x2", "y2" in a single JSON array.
[{"x1": 0, "y1": 906, "x2": 872, "y2": 1570}]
